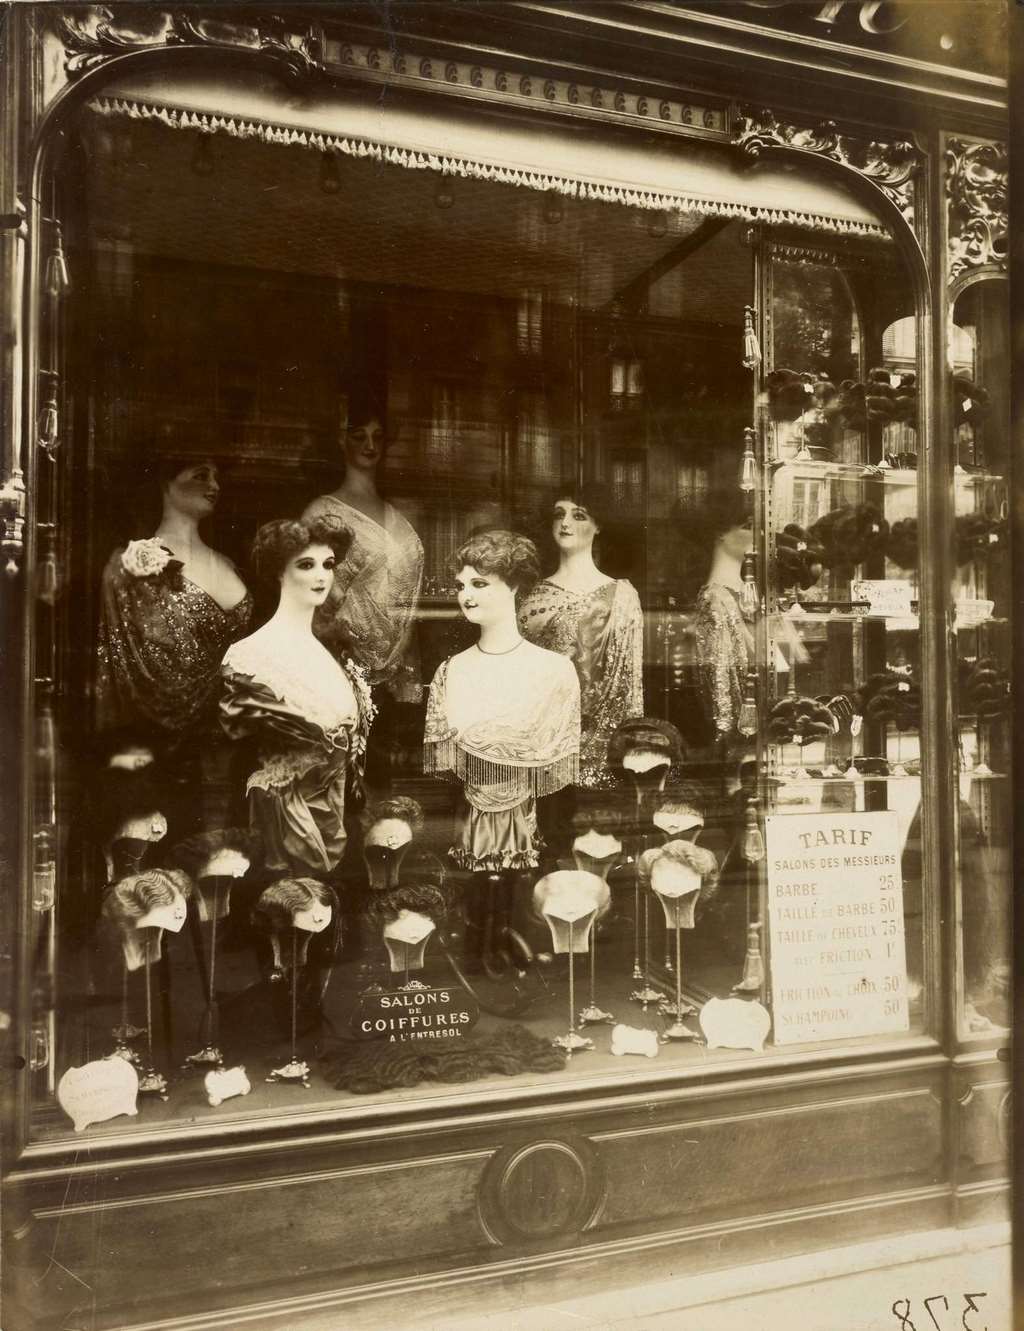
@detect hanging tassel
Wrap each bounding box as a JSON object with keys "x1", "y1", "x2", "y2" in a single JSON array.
[
  {"x1": 734, "y1": 922, "x2": 766, "y2": 991},
  {"x1": 742, "y1": 305, "x2": 761, "y2": 370},
  {"x1": 739, "y1": 426, "x2": 757, "y2": 492},
  {"x1": 740, "y1": 551, "x2": 759, "y2": 619},
  {"x1": 737, "y1": 669, "x2": 758, "y2": 737},
  {"x1": 37, "y1": 383, "x2": 59, "y2": 458},
  {"x1": 740, "y1": 803, "x2": 765, "y2": 863},
  {"x1": 45, "y1": 222, "x2": 70, "y2": 299}
]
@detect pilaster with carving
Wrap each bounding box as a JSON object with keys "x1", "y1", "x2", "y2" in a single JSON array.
[{"x1": 946, "y1": 137, "x2": 1007, "y2": 283}]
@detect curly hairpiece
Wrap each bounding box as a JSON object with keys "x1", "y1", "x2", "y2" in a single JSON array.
[
  {"x1": 252, "y1": 876, "x2": 336, "y2": 931},
  {"x1": 103, "y1": 868, "x2": 193, "y2": 923},
  {"x1": 250, "y1": 517, "x2": 354, "y2": 587},
  {"x1": 452, "y1": 529, "x2": 540, "y2": 594}
]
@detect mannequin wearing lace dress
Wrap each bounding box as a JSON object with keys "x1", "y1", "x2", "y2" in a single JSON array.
[
  {"x1": 220, "y1": 519, "x2": 371, "y2": 876},
  {"x1": 302, "y1": 410, "x2": 423, "y2": 704}
]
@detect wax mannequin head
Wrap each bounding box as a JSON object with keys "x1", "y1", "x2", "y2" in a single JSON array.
[
  {"x1": 363, "y1": 796, "x2": 423, "y2": 850},
  {"x1": 341, "y1": 411, "x2": 388, "y2": 475},
  {"x1": 250, "y1": 517, "x2": 354, "y2": 598},
  {"x1": 162, "y1": 459, "x2": 221, "y2": 524},
  {"x1": 532, "y1": 870, "x2": 610, "y2": 952},
  {"x1": 108, "y1": 743, "x2": 155, "y2": 772},
  {"x1": 653, "y1": 789, "x2": 705, "y2": 839},
  {"x1": 549, "y1": 482, "x2": 611, "y2": 559},
  {"x1": 452, "y1": 530, "x2": 540, "y2": 606}
]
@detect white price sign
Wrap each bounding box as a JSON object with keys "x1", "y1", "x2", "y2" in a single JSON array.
[{"x1": 766, "y1": 811, "x2": 909, "y2": 1044}]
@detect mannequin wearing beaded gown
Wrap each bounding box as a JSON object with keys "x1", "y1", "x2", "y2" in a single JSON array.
[
  {"x1": 97, "y1": 458, "x2": 252, "y2": 741},
  {"x1": 220, "y1": 519, "x2": 372, "y2": 876},
  {"x1": 692, "y1": 496, "x2": 755, "y2": 743},
  {"x1": 518, "y1": 486, "x2": 643, "y2": 787}
]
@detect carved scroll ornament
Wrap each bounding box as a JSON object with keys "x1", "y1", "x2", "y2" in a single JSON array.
[
  {"x1": 55, "y1": 6, "x2": 324, "y2": 81},
  {"x1": 946, "y1": 138, "x2": 1007, "y2": 281},
  {"x1": 734, "y1": 107, "x2": 919, "y2": 228}
]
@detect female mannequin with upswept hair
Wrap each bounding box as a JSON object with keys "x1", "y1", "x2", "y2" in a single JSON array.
[{"x1": 220, "y1": 517, "x2": 372, "y2": 876}]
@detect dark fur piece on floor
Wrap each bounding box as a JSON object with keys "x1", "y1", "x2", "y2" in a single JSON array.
[{"x1": 322, "y1": 1024, "x2": 566, "y2": 1094}]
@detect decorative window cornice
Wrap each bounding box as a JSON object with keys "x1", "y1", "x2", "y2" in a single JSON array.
[
  {"x1": 734, "y1": 107, "x2": 920, "y2": 230},
  {"x1": 945, "y1": 137, "x2": 1007, "y2": 282}
]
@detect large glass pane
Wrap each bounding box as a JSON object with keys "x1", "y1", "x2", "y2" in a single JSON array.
[
  {"x1": 32, "y1": 104, "x2": 926, "y2": 1141},
  {"x1": 949, "y1": 279, "x2": 1011, "y2": 1038},
  {"x1": 761, "y1": 240, "x2": 926, "y2": 1045}
]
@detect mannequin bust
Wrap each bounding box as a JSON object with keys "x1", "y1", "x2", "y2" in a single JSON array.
[
  {"x1": 688, "y1": 491, "x2": 756, "y2": 744},
  {"x1": 221, "y1": 518, "x2": 371, "y2": 875},
  {"x1": 425, "y1": 530, "x2": 580, "y2": 875},
  {"x1": 519, "y1": 484, "x2": 644, "y2": 788},
  {"x1": 96, "y1": 456, "x2": 252, "y2": 737},
  {"x1": 103, "y1": 868, "x2": 193, "y2": 970},
  {"x1": 639, "y1": 840, "x2": 720, "y2": 930},
  {"x1": 303, "y1": 404, "x2": 424, "y2": 703},
  {"x1": 532, "y1": 870, "x2": 610, "y2": 954}
]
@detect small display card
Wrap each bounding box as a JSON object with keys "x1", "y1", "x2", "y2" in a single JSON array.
[
  {"x1": 58, "y1": 1056, "x2": 139, "y2": 1132},
  {"x1": 851, "y1": 578, "x2": 914, "y2": 618}
]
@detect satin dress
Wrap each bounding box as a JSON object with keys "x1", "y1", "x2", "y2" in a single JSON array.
[{"x1": 220, "y1": 635, "x2": 369, "y2": 875}]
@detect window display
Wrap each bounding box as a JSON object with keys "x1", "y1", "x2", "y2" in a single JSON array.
[{"x1": 28, "y1": 99, "x2": 967, "y2": 1144}]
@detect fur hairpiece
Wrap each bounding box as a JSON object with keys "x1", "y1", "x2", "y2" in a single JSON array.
[
  {"x1": 766, "y1": 695, "x2": 835, "y2": 745},
  {"x1": 606, "y1": 717, "x2": 684, "y2": 770}
]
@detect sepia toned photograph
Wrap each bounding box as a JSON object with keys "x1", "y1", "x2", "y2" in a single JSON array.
[{"x1": 0, "y1": 3, "x2": 1013, "y2": 1328}]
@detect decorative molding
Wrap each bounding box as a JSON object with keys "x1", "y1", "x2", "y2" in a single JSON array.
[
  {"x1": 734, "y1": 107, "x2": 920, "y2": 228},
  {"x1": 946, "y1": 137, "x2": 1007, "y2": 282},
  {"x1": 55, "y1": 7, "x2": 325, "y2": 82},
  {"x1": 323, "y1": 40, "x2": 730, "y2": 139}
]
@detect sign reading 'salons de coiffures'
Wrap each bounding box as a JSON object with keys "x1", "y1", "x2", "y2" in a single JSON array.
[{"x1": 351, "y1": 986, "x2": 480, "y2": 1042}]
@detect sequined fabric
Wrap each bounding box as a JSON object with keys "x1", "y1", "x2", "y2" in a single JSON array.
[
  {"x1": 693, "y1": 583, "x2": 754, "y2": 739},
  {"x1": 302, "y1": 494, "x2": 424, "y2": 702},
  {"x1": 518, "y1": 579, "x2": 644, "y2": 787},
  {"x1": 96, "y1": 550, "x2": 252, "y2": 736}
]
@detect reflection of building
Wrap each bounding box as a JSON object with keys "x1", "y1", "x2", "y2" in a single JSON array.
[{"x1": 0, "y1": 4, "x2": 1010, "y2": 1327}]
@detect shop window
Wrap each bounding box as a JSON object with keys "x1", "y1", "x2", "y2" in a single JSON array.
[{"x1": 29, "y1": 103, "x2": 944, "y2": 1142}]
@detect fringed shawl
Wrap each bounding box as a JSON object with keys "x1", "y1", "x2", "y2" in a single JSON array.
[{"x1": 424, "y1": 645, "x2": 580, "y2": 812}]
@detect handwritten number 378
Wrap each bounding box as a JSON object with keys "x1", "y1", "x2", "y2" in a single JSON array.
[{"x1": 891, "y1": 1293, "x2": 987, "y2": 1331}]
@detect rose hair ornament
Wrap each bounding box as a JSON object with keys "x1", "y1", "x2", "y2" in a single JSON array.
[
  {"x1": 532, "y1": 871, "x2": 610, "y2": 1055},
  {"x1": 102, "y1": 868, "x2": 193, "y2": 1097},
  {"x1": 253, "y1": 877, "x2": 339, "y2": 1089},
  {"x1": 168, "y1": 829, "x2": 262, "y2": 1068}
]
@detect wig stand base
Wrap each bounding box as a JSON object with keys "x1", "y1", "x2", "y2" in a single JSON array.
[
  {"x1": 267, "y1": 1059, "x2": 310, "y2": 1088},
  {"x1": 137, "y1": 1067, "x2": 169, "y2": 1099},
  {"x1": 184, "y1": 1045, "x2": 224, "y2": 1068},
  {"x1": 111, "y1": 1022, "x2": 145, "y2": 1042},
  {"x1": 552, "y1": 1031, "x2": 593, "y2": 1055},
  {"x1": 578, "y1": 1004, "x2": 614, "y2": 1026},
  {"x1": 659, "y1": 996, "x2": 697, "y2": 1018},
  {"x1": 660, "y1": 1020, "x2": 698, "y2": 1043},
  {"x1": 631, "y1": 984, "x2": 664, "y2": 1008},
  {"x1": 111, "y1": 1042, "x2": 142, "y2": 1067}
]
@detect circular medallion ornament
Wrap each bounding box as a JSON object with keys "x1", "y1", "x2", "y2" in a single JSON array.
[{"x1": 479, "y1": 1137, "x2": 604, "y2": 1244}]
